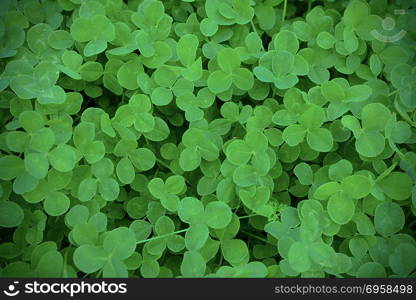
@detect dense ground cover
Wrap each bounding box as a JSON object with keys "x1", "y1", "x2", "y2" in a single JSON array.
[{"x1": 0, "y1": 0, "x2": 415, "y2": 278}]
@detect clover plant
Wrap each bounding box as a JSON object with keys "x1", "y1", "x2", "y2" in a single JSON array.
[{"x1": 0, "y1": 0, "x2": 415, "y2": 279}]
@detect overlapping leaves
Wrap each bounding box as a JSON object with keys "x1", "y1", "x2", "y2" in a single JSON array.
[{"x1": 0, "y1": 0, "x2": 415, "y2": 280}]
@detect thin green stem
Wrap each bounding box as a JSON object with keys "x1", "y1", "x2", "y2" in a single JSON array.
[
  {"x1": 233, "y1": 201, "x2": 242, "y2": 213},
  {"x1": 375, "y1": 161, "x2": 397, "y2": 183},
  {"x1": 308, "y1": 0, "x2": 312, "y2": 12},
  {"x1": 250, "y1": 20, "x2": 265, "y2": 51},
  {"x1": 155, "y1": 158, "x2": 191, "y2": 185},
  {"x1": 0, "y1": 150, "x2": 12, "y2": 155},
  {"x1": 388, "y1": 89, "x2": 399, "y2": 97},
  {"x1": 281, "y1": 0, "x2": 288, "y2": 27},
  {"x1": 393, "y1": 94, "x2": 416, "y2": 127},
  {"x1": 218, "y1": 253, "x2": 223, "y2": 266},
  {"x1": 95, "y1": 269, "x2": 103, "y2": 278},
  {"x1": 136, "y1": 228, "x2": 188, "y2": 245},
  {"x1": 238, "y1": 214, "x2": 259, "y2": 219},
  {"x1": 241, "y1": 230, "x2": 274, "y2": 246},
  {"x1": 156, "y1": 158, "x2": 173, "y2": 171},
  {"x1": 388, "y1": 139, "x2": 405, "y2": 159},
  {"x1": 144, "y1": 137, "x2": 191, "y2": 183}
]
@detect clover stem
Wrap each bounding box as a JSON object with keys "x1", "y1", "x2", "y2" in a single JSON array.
[
  {"x1": 95, "y1": 269, "x2": 103, "y2": 278},
  {"x1": 308, "y1": 0, "x2": 312, "y2": 12},
  {"x1": 136, "y1": 228, "x2": 188, "y2": 245},
  {"x1": 233, "y1": 201, "x2": 242, "y2": 213},
  {"x1": 281, "y1": 0, "x2": 288, "y2": 27},
  {"x1": 241, "y1": 230, "x2": 274, "y2": 246},
  {"x1": 250, "y1": 20, "x2": 265, "y2": 51},
  {"x1": 388, "y1": 139, "x2": 405, "y2": 159},
  {"x1": 388, "y1": 89, "x2": 399, "y2": 97},
  {"x1": 155, "y1": 158, "x2": 192, "y2": 185},
  {"x1": 155, "y1": 157, "x2": 172, "y2": 171},
  {"x1": 238, "y1": 214, "x2": 259, "y2": 219},
  {"x1": 393, "y1": 94, "x2": 416, "y2": 127},
  {"x1": 375, "y1": 161, "x2": 397, "y2": 183},
  {"x1": 218, "y1": 254, "x2": 223, "y2": 266}
]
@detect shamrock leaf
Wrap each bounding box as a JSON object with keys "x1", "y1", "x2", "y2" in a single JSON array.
[{"x1": 208, "y1": 48, "x2": 254, "y2": 93}]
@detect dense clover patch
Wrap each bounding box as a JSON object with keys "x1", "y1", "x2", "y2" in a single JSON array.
[{"x1": 0, "y1": 0, "x2": 415, "y2": 278}]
